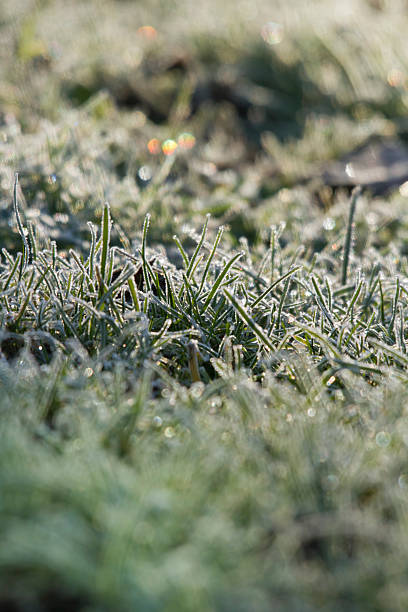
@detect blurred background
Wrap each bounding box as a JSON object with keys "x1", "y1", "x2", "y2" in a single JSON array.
[{"x1": 2, "y1": 0, "x2": 408, "y2": 253}]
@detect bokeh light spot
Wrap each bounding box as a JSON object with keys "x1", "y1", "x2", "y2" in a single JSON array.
[
  {"x1": 261, "y1": 22, "x2": 284, "y2": 45},
  {"x1": 137, "y1": 25, "x2": 158, "y2": 40},
  {"x1": 147, "y1": 138, "x2": 161, "y2": 155},
  {"x1": 376, "y1": 431, "x2": 391, "y2": 448},
  {"x1": 323, "y1": 217, "x2": 335, "y2": 231},
  {"x1": 178, "y1": 132, "x2": 196, "y2": 150},
  {"x1": 162, "y1": 139, "x2": 178, "y2": 156},
  {"x1": 152, "y1": 416, "x2": 163, "y2": 428}
]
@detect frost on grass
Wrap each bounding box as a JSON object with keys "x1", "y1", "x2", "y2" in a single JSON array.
[{"x1": 4, "y1": 0, "x2": 408, "y2": 610}]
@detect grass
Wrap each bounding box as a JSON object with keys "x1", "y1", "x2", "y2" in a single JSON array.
[{"x1": 3, "y1": 0, "x2": 408, "y2": 610}]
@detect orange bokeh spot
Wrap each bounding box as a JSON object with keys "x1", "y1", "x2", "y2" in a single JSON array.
[
  {"x1": 137, "y1": 26, "x2": 158, "y2": 40},
  {"x1": 147, "y1": 138, "x2": 161, "y2": 155},
  {"x1": 162, "y1": 139, "x2": 178, "y2": 156},
  {"x1": 178, "y1": 132, "x2": 196, "y2": 150}
]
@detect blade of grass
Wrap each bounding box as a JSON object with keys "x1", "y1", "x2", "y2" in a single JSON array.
[
  {"x1": 197, "y1": 226, "x2": 224, "y2": 297},
  {"x1": 100, "y1": 202, "x2": 111, "y2": 282},
  {"x1": 13, "y1": 173, "x2": 30, "y2": 269},
  {"x1": 201, "y1": 251, "x2": 243, "y2": 314},
  {"x1": 223, "y1": 288, "x2": 275, "y2": 352},
  {"x1": 251, "y1": 266, "x2": 301, "y2": 309},
  {"x1": 186, "y1": 214, "x2": 210, "y2": 280},
  {"x1": 341, "y1": 185, "x2": 361, "y2": 286}
]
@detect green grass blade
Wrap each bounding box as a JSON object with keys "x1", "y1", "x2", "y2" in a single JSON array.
[
  {"x1": 251, "y1": 266, "x2": 301, "y2": 309},
  {"x1": 223, "y1": 288, "x2": 275, "y2": 352},
  {"x1": 100, "y1": 202, "x2": 111, "y2": 282},
  {"x1": 201, "y1": 251, "x2": 243, "y2": 314},
  {"x1": 341, "y1": 186, "x2": 361, "y2": 286}
]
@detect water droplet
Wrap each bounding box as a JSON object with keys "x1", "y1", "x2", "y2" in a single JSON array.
[
  {"x1": 84, "y1": 367, "x2": 93, "y2": 377},
  {"x1": 345, "y1": 163, "x2": 356, "y2": 178},
  {"x1": 375, "y1": 431, "x2": 391, "y2": 448},
  {"x1": 210, "y1": 396, "x2": 222, "y2": 409},
  {"x1": 164, "y1": 426, "x2": 175, "y2": 438},
  {"x1": 190, "y1": 382, "x2": 205, "y2": 399},
  {"x1": 138, "y1": 165, "x2": 152, "y2": 181},
  {"x1": 307, "y1": 407, "x2": 316, "y2": 418},
  {"x1": 152, "y1": 416, "x2": 163, "y2": 428},
  {"x1": 48, "y1": 174, "x2": 57, "y2": 184},
  {"x1": 323, "y1": 217, "x2": 335, "y2": 231}
]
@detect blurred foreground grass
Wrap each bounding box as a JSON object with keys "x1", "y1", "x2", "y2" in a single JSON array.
[{"x1": 3, "y1": 1, "x2": 408, "y2": 611}]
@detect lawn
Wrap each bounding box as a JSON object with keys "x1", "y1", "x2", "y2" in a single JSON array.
[{"x1": 2, "y1": 1, "x2": 408, "y2": 610}]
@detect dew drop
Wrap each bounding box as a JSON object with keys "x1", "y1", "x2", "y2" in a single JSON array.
[
  {"x1": 138, "y1": 165, "x2": 152, "y2": 181},
  {"x1": 210, "y1": 396, "x2": 222, "y2": 409},
  {"x1": 190, "y1": 382, "x2": 205, "y2": 399},
  {"x1": 345, "y1": 163, "x2": 356, "y2": 178},
  {"x1": 375, "y1": 431, "x2": 391, "y2": 448},
  {"x1": 323, "y1": 217, "x2": 335, "y2": 231}
]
